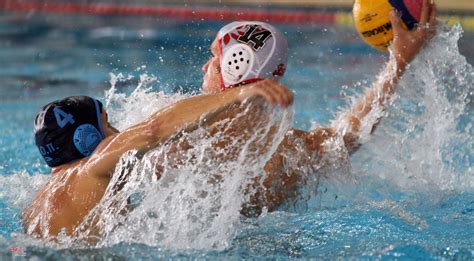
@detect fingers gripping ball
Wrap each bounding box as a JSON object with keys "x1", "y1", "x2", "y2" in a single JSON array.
[{"x1": 353, "y1": 0, "x2": 425, "y2": 52}]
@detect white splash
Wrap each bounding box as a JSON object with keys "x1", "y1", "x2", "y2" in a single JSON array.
[
  {"x1": 72, "y1": 98, "x2": 295, "y2": 250},
  {"x1": 104, "y1": 72, "x2": 188, "y2": 131},
  {"x1": 351, "y1": 23, "x2": 473, "y2": 193}
]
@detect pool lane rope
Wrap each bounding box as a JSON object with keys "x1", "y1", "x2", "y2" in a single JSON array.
[{"x1": 0, "y1": 0, "x2": 473, "y2": 30}]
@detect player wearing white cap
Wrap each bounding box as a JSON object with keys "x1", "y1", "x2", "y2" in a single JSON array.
[{"x1": 198, "y1": 8, "x2": 436, "y2": 215}]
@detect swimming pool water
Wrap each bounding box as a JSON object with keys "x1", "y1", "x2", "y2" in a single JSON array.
[{"x1": 0, "y1": 11, "x2": 473, "y2": 259}]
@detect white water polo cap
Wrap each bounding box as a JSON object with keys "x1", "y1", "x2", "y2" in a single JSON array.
[{"x1": 217, "y1": 21, "x2": 288, "y2": 90}]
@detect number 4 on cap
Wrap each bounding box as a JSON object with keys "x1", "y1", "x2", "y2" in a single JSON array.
[{"x1": 53, "y1": 108, "x2": 75, "y2": 128}]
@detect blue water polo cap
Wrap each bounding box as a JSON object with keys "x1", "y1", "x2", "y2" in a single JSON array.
[{"x1": 34, "y1": 96, "x2": 105, "y2": 167}]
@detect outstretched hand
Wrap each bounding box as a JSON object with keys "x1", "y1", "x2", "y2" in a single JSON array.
[
  {"x1": 389, "y1": 0, "x2": 437, "y2": 70},
  {"x1": 239, "y1": 79, "x2": 294, "y2": 108}
]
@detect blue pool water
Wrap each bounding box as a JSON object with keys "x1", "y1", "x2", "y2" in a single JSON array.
[{"x1": 0, "y1": 10, "x2": 473, "y2": 259}]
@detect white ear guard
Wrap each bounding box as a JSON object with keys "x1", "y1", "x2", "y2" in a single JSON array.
[{"x1": 221, "y1": 44, "x2": 255, "y2": 86}]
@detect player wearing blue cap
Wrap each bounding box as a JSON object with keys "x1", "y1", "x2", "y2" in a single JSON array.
[{"x1": 24, "y1": 81, "x2": 293, "y2": 240}]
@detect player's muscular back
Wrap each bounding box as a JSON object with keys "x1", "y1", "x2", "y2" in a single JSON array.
[{"x1": 22, "y1": 165, "x2": 110, "y2": 238}]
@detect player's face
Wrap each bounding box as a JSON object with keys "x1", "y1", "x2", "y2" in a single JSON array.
[
  {"x1": 100, "y1": 110, "x2": 119, "y2": 136},
  {"x1": 201, "y1": 38, "x2": 222, "y2": 94}
]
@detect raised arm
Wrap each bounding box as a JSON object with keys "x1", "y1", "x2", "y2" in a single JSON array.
[
  {"x1": 333, "y1": 0, "x2": 437, "y2": 152},
  {"x1": 85, "y1": 79, "x2": 293, "y2": 177},
  {"x1": 245, "y1": 1, "x2": 437, "y2": 214}
]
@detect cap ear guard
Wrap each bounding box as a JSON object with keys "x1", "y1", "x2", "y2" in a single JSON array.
[
  {"x1": 73, "y1": 123, "x2": 103, "y2": 157},
  {"x1": 221, "y1": 44, "x2": 255, "y2": 86}
]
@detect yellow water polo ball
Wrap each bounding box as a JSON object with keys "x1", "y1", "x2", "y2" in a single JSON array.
[{"x1": 353, "y1": 0, "x2": 424, "y2": 52}]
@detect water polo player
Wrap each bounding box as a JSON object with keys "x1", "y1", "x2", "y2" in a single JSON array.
[
  {"x1": 23, "y1": 78, "x2": 293, "y2": 240},
  {"x1": 194, "y1": 0, "x2": 437, "y2": 213}
]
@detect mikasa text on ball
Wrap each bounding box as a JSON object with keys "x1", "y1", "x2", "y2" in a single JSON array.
[{"x1": 353, "y1": 0, "x2": 424, "y2": 52}]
